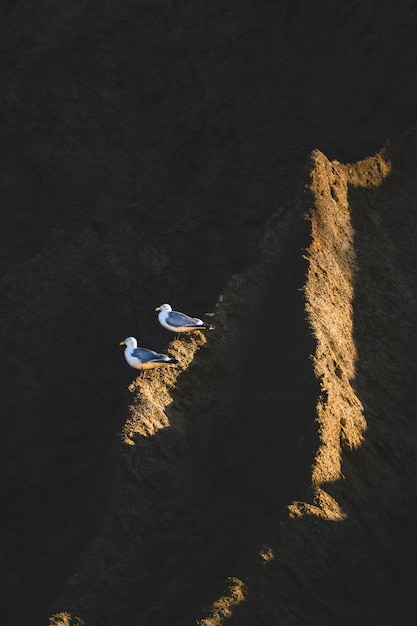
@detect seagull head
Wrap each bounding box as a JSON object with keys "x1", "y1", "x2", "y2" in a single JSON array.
[
  {"x1": 119, "y1": 336, "x2": 137, "y2": 349},
  {"x1": 155, "y1": 303, "x2": 172, "y2": 313}
]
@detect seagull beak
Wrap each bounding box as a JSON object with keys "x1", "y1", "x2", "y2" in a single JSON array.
[
  {"x1": 119, "y1": 340, "x2": 125, "y2": 346},
  {"x1": 155, "y1": 306, "x2": 160, "y2": 311}
]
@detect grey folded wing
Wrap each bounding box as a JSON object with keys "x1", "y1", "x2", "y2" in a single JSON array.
[
  {"x1": 132, "y1": 347, "x2": 171, "y2": 362},
  {"x1": 167, "y1": 310, "x2": 203, "y2": 327}
]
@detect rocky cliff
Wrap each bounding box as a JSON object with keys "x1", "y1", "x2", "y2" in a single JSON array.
[{"x1": 1, "y1": 2, "x2": 417, "y2": 625}]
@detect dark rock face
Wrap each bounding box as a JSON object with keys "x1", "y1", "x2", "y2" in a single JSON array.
[{"x1": 1, "y1": 2, "x2": 417, "y2": 625}]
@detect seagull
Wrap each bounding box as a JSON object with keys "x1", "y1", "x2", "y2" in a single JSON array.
[
  {"x1": 155, "y1": 303, "x2": 214, "y2": 337},
  {"x1": 119, "y1": 336, "x2": 179, "y2": 376}
]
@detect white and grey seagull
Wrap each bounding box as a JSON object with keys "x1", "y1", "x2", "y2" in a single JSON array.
[
  {"x1": 155, "y1": 303, "x2": 214, "y2": 337},
  {"x1": 119, "y1": 336, "x2": 179, "y2": 375}
]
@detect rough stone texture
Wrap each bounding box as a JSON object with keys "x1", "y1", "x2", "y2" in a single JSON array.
[{"x1": 1, "y1": 2, "x2": 417, "y2": 625}]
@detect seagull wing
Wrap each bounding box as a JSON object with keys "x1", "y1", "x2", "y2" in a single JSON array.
[
  {"x1": 167, "y1": 310, "x2": 203, "y2": 328},
  {"x1": 132, "y1": 347, "x2": 171, "y2": 363}
]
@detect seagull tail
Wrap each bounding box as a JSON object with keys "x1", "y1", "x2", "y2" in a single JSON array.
[
  {"x1": 202, "y1": 323, "x2": 215, "y2": 331},
  {"x1": 170, "y1": 357, "x2": 180, "y2": 365}
]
